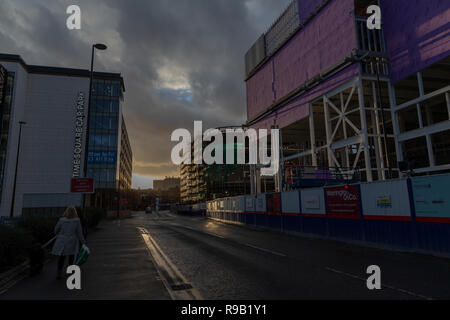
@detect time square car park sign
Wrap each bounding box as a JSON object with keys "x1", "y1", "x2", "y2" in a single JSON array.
[{"x1": 70, "y1": 91, "x2": 94, "y2": 194}]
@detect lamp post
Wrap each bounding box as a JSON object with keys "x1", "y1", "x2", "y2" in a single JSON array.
[
  {"x1": 10, "y1": 121, "x2": 26, "y2": 218},
  {"x1": 82, "y1": 43, "x2": 107, "y2": 212}
]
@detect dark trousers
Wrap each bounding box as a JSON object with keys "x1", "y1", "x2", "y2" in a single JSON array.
[{"x1": 57, "y1": 255, "x2": 75, "y2": 271}]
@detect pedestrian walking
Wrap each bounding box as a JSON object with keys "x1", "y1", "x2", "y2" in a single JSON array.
[{"x1": 52, "y1": 206, "x2": 86, "y2": 279}]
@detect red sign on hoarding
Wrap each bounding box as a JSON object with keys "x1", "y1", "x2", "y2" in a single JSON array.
[
  {"x1": 71, "y1": 178, "x2": 95, "y2": 194},
  {"x1": 325, "y1": 185, "x2": 361, "y2": 219}
]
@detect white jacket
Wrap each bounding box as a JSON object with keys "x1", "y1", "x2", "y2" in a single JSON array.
[{"x1": 51, "y1": 217, "x2": 86, "y2": 256}]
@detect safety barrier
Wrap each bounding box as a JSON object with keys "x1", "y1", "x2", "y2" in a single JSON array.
[{"x1": 200, "y1": 173, "x2": 450, "y2": 255}]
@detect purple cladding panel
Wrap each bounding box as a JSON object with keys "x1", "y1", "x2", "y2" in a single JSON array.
[
  {"x1": 380, "y1": 0, "x2": 450, "y2": 83},
  {"x1": 250, "y1": 64, "x2": 359, "y2": 130},
  {"x1": 297, "y1": 0, "x2": 323, "y2": 23},
  {"x1": 246, "y1": 0, "x2": 356, "y2": 123}
]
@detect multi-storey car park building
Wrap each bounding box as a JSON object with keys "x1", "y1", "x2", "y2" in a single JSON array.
[
  {"x1": 0, "y1": 54, "x2": 132, "y2": 217},
  {"x1": 245, "y1": 0, "x2": 450, "y2": 190}
]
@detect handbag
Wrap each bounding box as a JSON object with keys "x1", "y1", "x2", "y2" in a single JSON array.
[{"x1": 75, "y1": 244, "x2": 90, "y2": 266}]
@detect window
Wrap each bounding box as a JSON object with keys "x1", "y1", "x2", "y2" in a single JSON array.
[
  {"x1": 432, "y1": 130, "x2": 450, "y2": 166},
  {"x1": 94, "y1": 133, "x2": 102, "y2": 147},
  {"x1": 402, "y1": 136, "x2": 429, "y2": 169},
  {"x1": 97, "y1": 81, "x2": 104, "y2": 97},
  {"x1": 102, "y1": 134, "x2": 109, "y2": 147},
  {"x1": 110, "y1": 134, "x2": 118, "y2": 147},
  {"x1": 111, "y1": 100, "x2": 119, "y2": 113}
]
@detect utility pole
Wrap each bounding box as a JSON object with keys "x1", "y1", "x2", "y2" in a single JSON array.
[{"x1": 10, "y1": 121, "x2": 26, "y2": 218}]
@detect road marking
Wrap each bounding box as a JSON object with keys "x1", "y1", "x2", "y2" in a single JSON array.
[
  {"x1": 324, "y1": 267, "x2": 432, "y2": 300},
  {"x1": 168, "y1": 223, "x2": 225, "y2": 239},
  {"x1": 245, "y1": 244, "x2": 287, "y2": 257},
  {"x1": 137, "y1": 227, "x2": 203, "y2": 300},
  {"x1": 169, "y1": 222, "x2": 287, "y2": 256},
  {"x1": 206, "y1": 232, "x2": 225, "y2": 239}
]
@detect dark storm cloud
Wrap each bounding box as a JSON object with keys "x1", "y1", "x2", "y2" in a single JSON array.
[{"x1": 0, "y1": 0, "x2": 291, "y2": 185}]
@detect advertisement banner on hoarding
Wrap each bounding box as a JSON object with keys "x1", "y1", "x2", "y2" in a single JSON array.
[
  {"x1": 325, "y1": 185, "x2": 361, "y2": 219},
  {"x1": 411, "y1": 175, "x2": 450, "y2": 222}
]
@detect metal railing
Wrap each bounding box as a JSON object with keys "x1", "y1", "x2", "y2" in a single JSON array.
[{"x1": 283, "y1": 165, "x2": 360, "y2": 189}]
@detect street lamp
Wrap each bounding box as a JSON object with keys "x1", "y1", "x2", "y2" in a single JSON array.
[
  {"x1": 83, "y1": 43, "x2": 107, "y2": 211},
  {"x1": 10, "y1": 121, "x2": 26, "y2": 218}
]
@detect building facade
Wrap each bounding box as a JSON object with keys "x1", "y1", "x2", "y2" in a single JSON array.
[
  {"x1": 179, "y1": 129, "x2": 251, "y2": 203},
  {"x1": 0, "y1": 54, "x2": 132, "y2": 217},
  {"x1": 154, "y1": 177, "x2": 180, "y2": 192},
  {"x1": 245, "y1": 0, "x2": 450, "y2": 189}
]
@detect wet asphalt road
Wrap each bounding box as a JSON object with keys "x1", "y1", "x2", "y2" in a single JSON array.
[{"x1": 130, "y1": 211, "x2": 450, "y2": 300}]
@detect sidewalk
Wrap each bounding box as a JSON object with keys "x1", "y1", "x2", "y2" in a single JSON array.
[{"x1": 0, "y1": 215, "x2": 171, "y2": 300}]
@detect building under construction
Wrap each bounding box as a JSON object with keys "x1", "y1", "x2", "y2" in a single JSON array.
[
  {"x1": 245, "y1": 0, "x2": 450, "y2": 191},
  {"x1": 180, "y1": 128, "x2": 251, "y2": 204}
]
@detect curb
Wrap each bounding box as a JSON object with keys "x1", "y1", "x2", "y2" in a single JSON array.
[{"x1": 0, "y1": 260, "x2": 30, "y2": 295}]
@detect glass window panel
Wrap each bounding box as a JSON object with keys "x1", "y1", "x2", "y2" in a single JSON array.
[
  {"x1": 101, "y1": 116, "x2": 108, "y2": 130},
  {"x1": 102, "y1": 134, "x2": 109, "y2": 146},
  {"x1": 110, "y1": 134, "x2": 117, "y2": 147},
  {"x1": 111, "y1": 100, "x2": 119, "y2": 113},
  {"x1": 94, "y1": 133, "x2": 102, "y2": 146},
  {"x1": 89, "y1": 134, "x2": 95, "y2": 147},
  {"x1": 113, "y1": 83, "x2": 120, "y2": 97},
  {"x1": 100, "y1": 169, "x2": 107, "y2": 182},
  {"x1": 104, "y1": 99, "x2": 112, "y2": 113},
  {"x1": 104, "y1": 81, "x2": 112, "y2": 96},
  {"x1": 97, "y1": 81, "x2": 104, "y2": 97},
  {"x1": 94, "y1": 116, "x2": 103, "y2": 129},
  {"x1": 94, "y1": 169, "x2": 100, "y2": 182},
  {"x1": 108, "y1": 169, "x2": 115, "y2": 182},
  {"x1": 113, "y1": 117, "x2": 118, "y2": 130}
]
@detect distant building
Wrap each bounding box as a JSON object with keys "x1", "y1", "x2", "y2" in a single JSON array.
[
  {"x1": 179, "y1": 128, "x2": 251, "y2": 204},
  {"x1": 153, "y1": 177, "x2": 180, "y2": 192},
  {"x1": 0, "y1": 54, "x2": 132, "y2": 217}
]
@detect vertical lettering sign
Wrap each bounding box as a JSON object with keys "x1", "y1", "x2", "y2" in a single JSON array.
[
  {"x1": 325, "y1": 185, "x2": 361, "y2": 219},
  {"x1": 72, "y1": 92, "x2": 85, "y2": 178}
]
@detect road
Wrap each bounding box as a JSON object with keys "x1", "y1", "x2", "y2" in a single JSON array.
[
  {"x1": 129, "y1": 211, "x2": 450, "y2": 300},
  {"x1": 2, "y1": 210, "x2": 450, "y2": 300}
]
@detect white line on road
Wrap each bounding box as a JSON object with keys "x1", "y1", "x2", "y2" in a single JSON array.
[
  {"x1": 245, "y1": 243, "x2": 287, "y2": 257},
  {"x1": 137, "y1": 227, "x2": 203, "y2": 300},
  {"x1": 324, "y1": 267, "x2": 432, "y2": 300}
]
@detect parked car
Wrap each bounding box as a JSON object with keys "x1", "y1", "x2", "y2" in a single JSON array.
[{"x1": 145, "y1": 207, "x2": 152, "y2": 214}]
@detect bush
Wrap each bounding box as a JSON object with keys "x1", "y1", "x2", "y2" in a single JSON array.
[
  {"x1": 0, "y1": 225, "x2": 33, "y2": 273},
  {"x1": 16, "y1": 217, "x2": 58, "y2": 244}
]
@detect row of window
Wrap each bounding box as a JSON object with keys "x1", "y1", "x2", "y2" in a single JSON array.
[
  {"x1": 90, "y1": 114, "x2": 119, "y2": 130},
  {"x1": 87, "y1": 168, "x2": 117, "y2": 183},
  {"x1": 90, "y1": 98, "x2": 120, "y2": 114},
  {"x1": 92, "y1": 80, "x2": 121, "y2": 98},
  {"x1": 89, "y1": 133, "x2": 118, "y2": 148}
]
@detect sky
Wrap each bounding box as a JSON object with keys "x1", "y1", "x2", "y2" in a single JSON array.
[{"x1": 0, "y1": 0, "x2": 292, "y2": 189}]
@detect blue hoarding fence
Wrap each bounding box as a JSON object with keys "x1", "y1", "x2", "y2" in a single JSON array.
[{"x1": 192, "y1": 173, "x2": 450, "y2": 256}]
